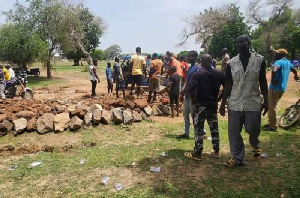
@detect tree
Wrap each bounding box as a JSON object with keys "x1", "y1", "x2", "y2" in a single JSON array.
[
  {"x1": 179, "y1": 4, "x2": 242, "y2": 52},
  {"x1": 104, "y1": 44, "x2": 122, "y2": 60},
  {"x1": 0, "y1": 24, "x2": 48, "y2": 68},
  {"x1": 178, "y1": 51, "x2": 189, "y2": 58},
  {"x1": 247, "y1": 0, "x2": 294, "y2": 61},
  {"x1": 208, "y1": 6, "x2": 249, "y2": 58},
  {"x1": 65, "y1": 7, "x2": 104, "y2": 66},
  {"x1": 92, "y1": 49, "x2": 105, "y2": 60}
]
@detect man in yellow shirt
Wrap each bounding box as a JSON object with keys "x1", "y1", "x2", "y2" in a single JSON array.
[
  {"x1": 130, "y1": 47, "x2": 146, "y2": 98},
  {"x1": 0, "y1": 65, "x2": 10, "y2": 81},
  {"x1": 147, "y1": 53, "x2": 163, "y2": 103}
]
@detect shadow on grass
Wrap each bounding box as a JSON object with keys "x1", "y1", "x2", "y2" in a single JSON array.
[{"x1": 134, "y1": 130, "x2": 300, "y2": 197}]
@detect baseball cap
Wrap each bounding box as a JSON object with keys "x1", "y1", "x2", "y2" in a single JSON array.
[{"x1": 274, "y1": 49, "x2": 288, "y2": 55}]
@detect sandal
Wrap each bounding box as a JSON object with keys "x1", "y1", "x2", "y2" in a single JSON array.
[
  {"x1": 252, "y1": 148, "x2": 262, "y2": 158},
  {"x1": 184, "y1": 152, "x2": 202, "y2": 161},
  {"x1": 224, "y1": 158, "x2": 243, "y2": 167},
  {"x1": 211, "y1": 151, "x2": 220, "y2": 159}
]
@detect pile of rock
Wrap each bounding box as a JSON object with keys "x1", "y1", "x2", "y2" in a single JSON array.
[{"x1": 0, "y1": 97, "x2": 173, "y2": 137}]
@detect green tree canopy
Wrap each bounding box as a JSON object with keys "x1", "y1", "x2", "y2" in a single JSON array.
[
  {"x1": 208, "y1": 6, "x2": 249, "y2": 58},
  {"x1": 0, "y1": 24, "x2": 48, "y2": 68},
  {"x1": 92, "y1": 49, "x2": 105, "y2": 60}
]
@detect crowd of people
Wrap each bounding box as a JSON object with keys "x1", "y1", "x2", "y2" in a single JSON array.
[{"x1": 88, "y1": 34, "x2": 299, "y2": 167}]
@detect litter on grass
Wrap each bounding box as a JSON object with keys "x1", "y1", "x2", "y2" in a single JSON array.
[
  {"x1": 9, "y1": 165, "x2": 17, "y2": 171},
  {"x1": 276, "y1": 153, "x2": 284, "y2": 157},
  {"x1": 115, "y1": 183, "x2": 123, "y2": 191},
  {"x1": 261, "y1": 153, "x2": 267, "y2": 158},
  {"x1": 150, "y1": 167, "x2": 161, "y2": 173},
  {"x1": 161, "y1": 152, "x2": 168, "y2": 157},
  {"x1": 30, "y1": 162, "x2": 42, "y2": 168},
  {"x1": 79, "y1": 159, "x2": 87, "y2": 165},
  {"x1": 207, "y1": 136, "x2": 212, "y2": 140},
  {"x1": 131, "y1": 162, "x2": 136, "y2": 167},
  {"x1": 101, "y1": 177, "x2": 110, "y2": 186}
]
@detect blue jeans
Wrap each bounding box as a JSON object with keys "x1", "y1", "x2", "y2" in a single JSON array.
[{"x1": 184, "y1": 96, "x2": 194, "y2": 135}]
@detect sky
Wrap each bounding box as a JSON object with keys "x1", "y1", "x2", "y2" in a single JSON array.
[{"x1": 0, "y1": 0, "x2": 299, "y2": 54}]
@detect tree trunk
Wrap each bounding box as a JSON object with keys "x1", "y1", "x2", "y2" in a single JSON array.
[
  {"x1": 47, "y1": 58, "x2": 51, "y2": 78},
  {"x1": 73, "y1": 58, "x2": 80, "y2": 66}
]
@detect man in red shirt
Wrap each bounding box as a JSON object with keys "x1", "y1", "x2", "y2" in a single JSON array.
[{"x1": 180, "y1": 56, "x2": 188, "y2": 82}]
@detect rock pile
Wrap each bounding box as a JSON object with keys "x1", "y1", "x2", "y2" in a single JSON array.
[{"x1": 0, "y1": 94, "x2": 172, "y2": 137}]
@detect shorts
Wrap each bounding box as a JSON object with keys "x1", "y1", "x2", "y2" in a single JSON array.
[
  {"x1": 170, "y1": 94, "x2": 179, "y2": 106},
  {"x1": 132, "y1": 75, "x2": 143, "y2": 86},
  {"x1": 116, "y1": 79, "x2": 125, "y2": 89},
  {"x1": 148, "y1": 78, "x2": 160, "y2": 92},
  {"x1": 107, "y1": 79, "x2": 113, "y2": 89}
]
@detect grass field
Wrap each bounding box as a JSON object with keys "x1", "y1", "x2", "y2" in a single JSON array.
[{"x1": 0, "y1": 60, "x2": 299, "y2": 197}]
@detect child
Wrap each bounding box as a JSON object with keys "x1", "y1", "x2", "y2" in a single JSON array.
[
  {"x1": 105, "y1": 62, "x2": 113, "y2": 95},
  {"x1": 168, "y1": 67, "x2": 180, "y2": 117}
]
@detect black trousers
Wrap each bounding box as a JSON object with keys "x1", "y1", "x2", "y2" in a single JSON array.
[{"x1": 91, "y1": 80, "x2": 97, "y2": 96}]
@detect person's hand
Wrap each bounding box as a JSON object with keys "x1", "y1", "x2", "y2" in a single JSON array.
[
  {"x1": 261, "y1": 101, "x2": 269, "y2": 116},
  {"x1": 179, "y1": 93, "x2": 184, "y2": 103},
  {"x1": 219, "y1": 102, "x2": 226, "y2": 117},
  {"x1": 98, "y1": 79, "x2": 100, "y2": 83}
]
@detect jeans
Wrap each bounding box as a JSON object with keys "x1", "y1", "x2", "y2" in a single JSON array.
[{"x1": 184, "y1": 96, "x2": 194, "y2": 135}]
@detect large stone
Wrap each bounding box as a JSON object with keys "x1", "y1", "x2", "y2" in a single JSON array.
[
  {"x1": 27, "y1": 118, "x2": 37, "y2": 132},
  {"x1": 143, "y1": 106, "x2": 153, "y2": 117},
  {"x1": 70, "y1": 107, "x2": 85, "y2": 119},
  {"x1": 132, "y1": 110, "x2": 142, "y2": 122},
  {"x1": 66, "y1": 105, "x2": 77, "y2": 113},
  {"x1": 125, "y1": 100, "x2": 136, "y2": 109},
  {"x1": 152, "y1": 105, "x2": 163, "y2": 116},
  {"x1": 0, "y1": 114, "x2": 7, "y2": 122},
  {"x1": 140, "y1": 111, "x2": 150, "y2": 121},
  {"x1": 84, "y1": 111, "x2": 93, "y2": 126},
  {"x1": 160, "y1": 105, "x2": 171, "y2": 116},
  {"x1": 54, "y1": 113, "x2": 70, "y2": 133},
  {"x1": 13, "y1": 118, "x2": 28, "y2": 136},
  {"x1": 91, "y1": 104, "x2": 103, "y2": 112},
  {"x1": 16, "y1": 111, "x2": 36, "y2": 120},
  {"x1": 92, "y1": 109, "x2": 102, "y2": 125},
  {"x1": 112, "y1": 108, "x2": 123, "y2": 124},
  {"x1": 69, "y1": 116, "x2": 83, "y2": 131},
  {"x1": 123, "y1": 109, "x2": 133, "y2": 125},
  {"x1": 101, "y1": 109, "x2": 112, "y2": 124},
  {"x1": 37, "y1": 113, "x2": 55, "y2": 134},
  {"x1": 134, "y1": 100, "x2": 148, "y2": 109},
  {"x1": 0, "y1": 120, "x2": 13, "y2": 132}
]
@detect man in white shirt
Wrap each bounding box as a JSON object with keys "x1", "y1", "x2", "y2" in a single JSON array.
[{"x1": 89, "y1": 59, "x2": 100, "y2": 98}]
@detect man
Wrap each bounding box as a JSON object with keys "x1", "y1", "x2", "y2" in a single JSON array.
[
  {"x1": 89, "y1": 59, "x2": 100, "y2": 98},
  {"x1": 147, "y1": 53, "x2": 163, "y2": 103},
  {"x1": 130, "y1": 47, "x2": 146, "y2": 98},
  {"x1": 171, "y1": 54, "x2": 183, "y2": 77},
  {"x1": 105, "y1": 62, "x2": 113, "y2": 95},
  {"x1": 168, "y1": 67, "x2": 181, "y2": 117},
  {"x1": 176, "y1": 51, "x2": 199, "y2": 139},
  {"x1": 264, "y1": 49, "x2": 299, "y2": 131},
  {"x1": 114, "y1": 57, "x2": 126, "y2": 98},
  {"x1": 180, "y1": 56, "x2": 188, "y2": 82},
  {"x1": 0, "y1": 65, "x2": 5, "y2": 99},
  {"x1": 6, "y1": 65, "x2": 15, "y2": 79},
  {"x1": 220, "y1": 35, "x2": 269, "y2": 167},
  {"x1": 184, "y1": 54, "x2": 225, "y2": 160},
  {"x1": 221, "y1": 48, "x2": 230, "y2": 73},
  {"x1": 0, "y1": 65, "x2": 10, "y2": 81}
]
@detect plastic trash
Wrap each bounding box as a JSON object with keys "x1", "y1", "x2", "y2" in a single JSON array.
[
  {"x1": 79, "y1": 159, "x2": 87, "y2": 165},
  {"x1": 161, "y1": 152, "x2": 168, "y2": 157},
  {"x1": 101, "y1": 177, "x2": 110, "y2": 186},
  {"x1": 150, "y1": 167, "x2": 161, "y2": 173},
  {"x1": 207, "y1": 136, "x2": 212, "y2": 140},
  {"x1": 276, "y1": 153, "x2": 284, "y2": 157},
  {"x1": 261, "y1": 153, "x2": 267, "y2": 158},
  {"x1": 9, "y1": 165, "x2": 17, "y2": 171},
  {"x1": 115, "y1": 183, "x2": 123, "y2": 191},
  {"x1": 31, "y1": 162, "x2": 42, "y2": 167},
  {"x1": 131, "y1": 162, "x2": 136, "y2": 167}
]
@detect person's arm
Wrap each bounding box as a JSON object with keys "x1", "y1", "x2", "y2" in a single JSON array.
[
  {"x1": 219, "y1": 64, "x2": 233, "y2": 116},
  {"x1": 188, "y1": 73, "x2": 198, "y2": 105},
  {"x1": 291, "y1": 67, "x2": 299, "y2": 81},
  {"x1": 93, "y1": 67, "x2": 100, "y2": 83},
  {"x1": 259, "y1": 60, "x2": 268, "y2": 116}
]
